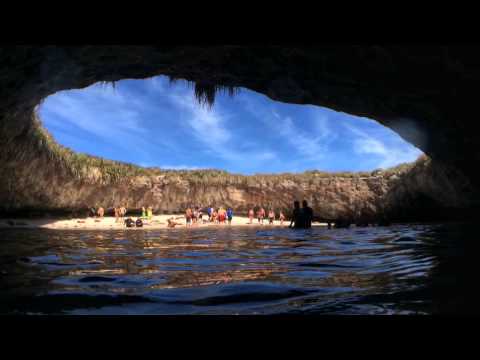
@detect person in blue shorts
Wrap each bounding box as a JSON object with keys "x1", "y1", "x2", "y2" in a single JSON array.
[
  {"x1": 227, "y1": 207, "x2": 233, "y2": 225},
  {"x1": 207, "y1": 205, "x2": 213, "y2": 222}
]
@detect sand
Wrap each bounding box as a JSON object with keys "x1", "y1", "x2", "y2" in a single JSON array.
[{"x1": 0, "y1": 215, "x2": 329, "y2": 230}]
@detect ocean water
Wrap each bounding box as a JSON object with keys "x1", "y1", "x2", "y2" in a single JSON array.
[{"x1": 0, "y1": 223, "x2": 477, "y2": 315}]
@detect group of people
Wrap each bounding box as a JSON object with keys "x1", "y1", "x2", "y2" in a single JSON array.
[
  {"x1": 247, "y1": 207, "x2": 286, "y2": 225},
  {"x1": 246, "y1": 201, "x2": 313, "y2": 228},
  {"x1": 114, "y1": 206, "x2": 128, "y2": 223},
  {"x1": 89, "y1": 205, "x2": 156, "y2": 228},
  {"x1": 184, "y1": 206, "x2": 234, "y2": 226},
  {"x1": 183, "y1": 205, "x2": 289, "y2": 227},
  {"x1": 87, "y1": 200, "x2": 314, "y2": 229},
  {"x1": 289, "y1": 200, "x2": 314, "y2": 229},
  {"x1": 121, "y1": 205, "x2": 156, "y2": 227},
  {"x1": 140, "y1": 206, "x2": 154, "y2": 221},
  {"x1": 89, "y1": 206, "x2": 105, "y2": 218},
  {"x1": 90, "y1": 205, "x2": 128, "y2": 222}
]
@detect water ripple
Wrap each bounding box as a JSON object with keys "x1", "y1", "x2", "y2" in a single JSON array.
[{"x1": 0, "y1": 223, "x2": 474, "y2": 314}]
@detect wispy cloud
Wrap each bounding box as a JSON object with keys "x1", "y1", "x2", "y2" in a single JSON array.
[
  {"x1": 271, "y1": 110, "x2": 331, "y2": 162},
  {"x1": 236, "y1": 93, "x2": 336, "y2": 167},
  {"x1": 343, "y1": 120, "x2": 423, "y2": 169},
  {"x1": 167, "y1": 90, "x2": 278, "y2": 167},
  {"x1": 39, "y1": 75, "x2": 423, "y2": 174},
  {"x1": 39, "y1": 82, "x2": 180, "y2": 162}
]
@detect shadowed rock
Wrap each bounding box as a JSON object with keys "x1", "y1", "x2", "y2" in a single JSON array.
[{"x1": 1, "y1": 45, "x2": 479, "y2": 222}]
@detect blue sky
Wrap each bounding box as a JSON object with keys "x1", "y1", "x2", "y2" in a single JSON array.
[{"x1": 38, "y1": 76, "x2": 423, "y2": 174}]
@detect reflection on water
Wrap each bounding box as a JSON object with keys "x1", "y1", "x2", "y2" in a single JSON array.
[{"x1": 0, "y1": 223, "x2": 478, "y2": 314}]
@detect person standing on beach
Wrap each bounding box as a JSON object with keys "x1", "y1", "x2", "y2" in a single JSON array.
[
  {"x1": 97, "y1": 207, "x2": 105, "y2": 218},
  {"x1": 279, "y1": 211, "x2": 285, "y2": 226},
  {"x1": 185, "y1": 207, "x2": 193, "y2": 226},
  {"x1": 141, "y1": 207, "x2": 146, "y2": 219},
  {"x1": 258, "y1": 207, "x2": 265, "y2": 224},
  {"x1": 193, "y1": 207, "x2": 199, "y2": 224},
  {"x1": 227, "y1": 207, "x2": 233, "y2": 225},
  {"x1": 248, "y1": 208, "x2": 254, "y2": 224},
  {"x1": 268, "y1": 209, "x2": 275, "y2": 224},
  {"x1": 218, "y1": 207, "x2": 226, "y2": 224},
  {"x1": 120, "y1": 206, "x2": 127, "y2": 221},
  {"x1": 207, "y1": 206, "x2": 213, "y2": 222}
]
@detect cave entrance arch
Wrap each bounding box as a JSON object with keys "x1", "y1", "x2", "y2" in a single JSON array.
[
  {"x1": 37, "y1": 75, "x2": 424, "y2": 175},
  {"x1": 1, "y1": 45, "x2": 478, "y2": 221}
]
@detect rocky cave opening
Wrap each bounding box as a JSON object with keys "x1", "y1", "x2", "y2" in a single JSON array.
[
  {"x1": 1, "y1": 46, "x2": 479, "y2": 224},
  {"x1": 37, "y1": 75, "x2": 424, "y2": 175}
]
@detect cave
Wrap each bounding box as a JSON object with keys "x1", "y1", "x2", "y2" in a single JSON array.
[{"x1": 1, "y1": 45, "x2": 479, "y2": 223}]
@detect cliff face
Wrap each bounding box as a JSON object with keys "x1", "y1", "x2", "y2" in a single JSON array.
[
  {"x1": 1, "y1": 45, "x2": 480, "y2": 221},
  {"x1": 1, "y1": 122, "x2": 471, "y2": 222}
]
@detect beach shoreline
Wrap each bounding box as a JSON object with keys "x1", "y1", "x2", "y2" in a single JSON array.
[{"x1": 0, "y1": 215, "x2": 329, "y2": 230}]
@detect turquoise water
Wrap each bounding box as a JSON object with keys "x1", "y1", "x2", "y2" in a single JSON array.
[{"x1": 0, "y1": 224, "x2": 475, "y2": 315}]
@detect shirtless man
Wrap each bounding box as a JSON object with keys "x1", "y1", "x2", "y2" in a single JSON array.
[
  {"x1": 279, "y1": 211, "x2": 285, "y2": 226},
  {"x1": 257, "y1": 207, "x2": 265, "y2": 224},
  {"x1": 248, "y1": 208, "x2": 254, "y2": 224},
  {"x1": 268, "y1": 209, "x2": 275, "y2": 224},
  {"x1": 193, "y1": 207, "x2": 199, "y2": 224},
  {"x1": 185, "y1": 207, "x2": 193, "y2": 226},
  {"x1": 120, "y1": 206, "x2": 127, "y2": 221},
  {"x1": 97, "y1": 207, "x2": 105, "y2": 218}
]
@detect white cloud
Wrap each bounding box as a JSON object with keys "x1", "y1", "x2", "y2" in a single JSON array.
[
  {"x1": 237, "y1": 94, "x2": 335, "y2": 165},
  {"x1": 271, "y1": 110, "x2": 331, "y2": 162},
  {"x1": 167, "y1": 91, "x2": 278, "y2": 165},
  {"x1": 40, "y1": 75, "x2": 422, "y2": 174},
  {"x1": 238, "y1": 90, "x2": 422, "y2": 171},
  {"x1": 343, "y1": 120, "x2": 423, "y2": 169},
  {"x1": 39, "y1": 82, "x2": 181, "y2": 163}
]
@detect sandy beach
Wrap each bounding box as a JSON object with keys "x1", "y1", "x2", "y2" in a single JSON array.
[{"x1": 0, "y1": 215, "x2": 329, "y2": 230}]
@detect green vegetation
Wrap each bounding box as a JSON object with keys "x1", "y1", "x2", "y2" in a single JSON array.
[{"x1": 29, "y1": 115, "x2": 152, "y2": 183}]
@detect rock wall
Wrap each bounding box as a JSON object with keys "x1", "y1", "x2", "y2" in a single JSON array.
[
  {"x1": 1, "y1": 122, "x2": 473, "y2": 222},
  {"x1": 1, "y1": 45, "x2": 480, "y2": 221}
]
